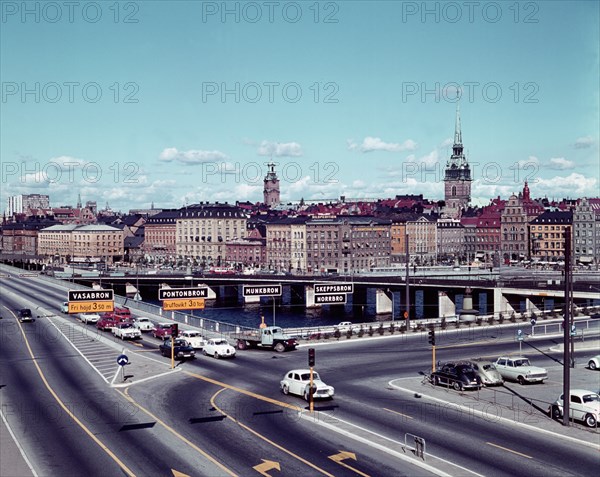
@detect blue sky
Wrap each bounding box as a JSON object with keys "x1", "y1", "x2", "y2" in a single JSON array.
[{"x1": 1, "y1": 0, "x2": 598, "y2": 213}]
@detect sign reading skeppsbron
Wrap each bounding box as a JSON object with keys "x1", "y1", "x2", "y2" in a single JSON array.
[{"x1": 67, "y1": 289, "x2": 114, "y2": 314}]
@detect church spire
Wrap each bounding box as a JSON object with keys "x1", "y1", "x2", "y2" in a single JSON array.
[
  {"x1": 454, "y1": 103, "x2": 462, "y2": 146},
  {"x1": 76, "y1": 192, "x2": 82, "y2": 209}
]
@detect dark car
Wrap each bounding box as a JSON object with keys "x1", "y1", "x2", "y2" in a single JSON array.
[
  {"x1": 430, "y1": 362, "x2": 482, "y2": 391},
  {"x1": 159, "y1": 338, "x2": 196, "y2": 360},
  {"x1": 18, "y1": 308, "x2": 34, "y2": 323}
]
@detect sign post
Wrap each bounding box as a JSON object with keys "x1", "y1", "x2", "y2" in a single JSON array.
[
  {"x1": 243, "y1": 285, "x2": 282, "y2": 326},
  {"x1": 517, "y1": 329, "x2": 524, "y2": 353},
  {"x1": 117, "y1": 354, "x2": 129, "y2": 382}
]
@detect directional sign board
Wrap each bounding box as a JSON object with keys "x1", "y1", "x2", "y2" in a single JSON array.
[
  {"x1": 162, "y1": 298, "x2": 205, "y2": 310},
  {"x1": 117, "y1": 354, "x2": 129, "y2": 366},
  {"x1": 243, "y1": 284, "x2": 282, "y2": 297},
  {"x1": 67, "y1": 289, "x2": 114, "y2": 314},
  {"x1": 159, "y1": 287, "x2": 208, "y2": 300},
  {"x1": 315, "y1": 294, "x2": 347, "y2": 304},
  {"x1": 314, "y1": 283, "x2": 353, "y2": 295}
]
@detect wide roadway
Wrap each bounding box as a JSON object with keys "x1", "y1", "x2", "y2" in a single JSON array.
[{"x1": 1, "y1": 272, "x2": 599, "y2": 476}]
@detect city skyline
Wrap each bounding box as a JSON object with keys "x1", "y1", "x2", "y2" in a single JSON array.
[{"x1": 1, "y1": 1, "x2": 599, "y2": 213}]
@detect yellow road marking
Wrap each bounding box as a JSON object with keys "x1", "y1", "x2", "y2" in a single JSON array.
[
  {"x1": 184, "y1": 370, "x2": 302, "y2": 411},
  {"x1": 253, "y1": 459, "x2": 281, "y2": 476},
  {"x1": 210, "y1": 389, "x2": 335, "y2": 477},
  {"x1": 120, "y1": 388, "x2": 238, "y2": 477},
  {"x1": 383, "y1": 408, "x2": 414, "y2": 419},
  {"x1": 329, "y1": 450, "x2": 370, "y2": 477},
  {"x1": 486, "y1": 442, "x2": 532, "y2": 459},
  {"x1": 10, "y1": 310, "x2": 137, "y2": 477}
]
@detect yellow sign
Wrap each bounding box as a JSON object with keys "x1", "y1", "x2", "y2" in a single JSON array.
[
  {"x1": 162, "y1": 298, "x2": 205, "y2": 310},
  {"x1": 68, "y1": 301, "x2": 114, "y2": 314}
]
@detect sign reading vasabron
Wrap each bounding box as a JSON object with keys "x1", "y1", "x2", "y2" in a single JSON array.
[{"x1": 67, "y1": 289, "x2": 114, "y2": 313}]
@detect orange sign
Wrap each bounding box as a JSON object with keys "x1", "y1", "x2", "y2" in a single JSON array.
[
  {"x1": 68, "y1": 301, "x2": 114, "y2": 314},
  {"x1": 162, "y1": 298, "x2": 205, "y2": 310}
]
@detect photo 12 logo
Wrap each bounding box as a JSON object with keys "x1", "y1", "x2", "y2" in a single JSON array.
[
  {"x1": 2, "y1": 82, "x2": 140, "y2": 104},
  {"x1": 201, "y1": 1, "x2": 340, "y2": 23},
  {"x1": 1, "y1": 161, "x2": 141, "y2": 184},
  {"x1": 401, "y1": 82, "x2": 539, "y2": 104},
  {"x1": 1, "y1": 1, "x2": 140, "y2": 23},
  {"x1": 401, "y1": 1, "x2": 539, "y2": 23},
  {"x1": 202, "y1": 81, "x2": 339, "y2": 104}
]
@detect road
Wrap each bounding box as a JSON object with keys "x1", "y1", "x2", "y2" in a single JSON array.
[{"x1": 1, "y1": 270, "x2": 599, "y2": 476}]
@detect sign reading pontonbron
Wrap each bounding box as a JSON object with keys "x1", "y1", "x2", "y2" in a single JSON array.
[
  {"x1": 315, "y1": 294, "x2": 347, "y2": 304},
  {"x1": 314, "y1": 283, "x2": 353, "y2": 295},
  {"x1": 243, "y1": 285, "x2": 282, "y2": 297},
  {"x1": 67, "y1": 289, "x2": 114, "y2": 314},
  {"x1": 158, "y1": 287, "x2": 208, "y2": 300}
]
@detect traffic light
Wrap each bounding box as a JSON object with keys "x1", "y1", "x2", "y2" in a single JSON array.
[
  {"x1": 171, "y1": 323, "x2": 178, "y2": 337},
  {"x1": 428, "y1": 328, "x2": 436, "y2": 346},
  {"x1": 308, "y1": 347, "x2": 315, "y2": 367}
]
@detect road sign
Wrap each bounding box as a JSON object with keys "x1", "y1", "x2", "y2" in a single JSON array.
[
  {"x1": 68, "y1": 301, "x2": 114, "y2": 314},
  {"x1": 570, "y1": 324, "x2": 577, "y2": 336},
  {"x1": 315, "y1": 294, "x2": 347, "y2": 304},
  {"x1": 314, "y1": 283, "x2": 353, "y2": 295},
  {"x1": 68, "y1": 290, "x2": 114, "y2": 302},
  {"x1": 162, "y1": 298, "x2": 205, "y2": 311},
  {"x1": 159, "y1": 287, "x2": 208, "y2": 300},
  {"x1": 517, "y1": 329, "x2": 524, "y2": 341},
  {"x1": 243, "y1": 284, "x2": 282, "y2": 297},
  {"x1": 117, "y1": 354, "x2": 129, "y2": 366},
  {"x1": 530, "y1": 318, "x2": 537, "y2": 326}
]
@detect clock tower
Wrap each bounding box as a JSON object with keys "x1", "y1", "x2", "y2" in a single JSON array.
[{"x1": 443, "y1": 105, "x2": 472, "y2": 218}]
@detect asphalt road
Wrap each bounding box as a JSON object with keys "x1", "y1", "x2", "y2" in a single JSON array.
[{"x1": 1, "y1": 270, "x2": 599, "y2": 476}]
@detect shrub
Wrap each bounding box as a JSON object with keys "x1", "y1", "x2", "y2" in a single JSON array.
[
  {"x1": 441, "y1": 317, "x2": 447, "y2": 330},
  {"x1": 357, "y1": 327, "x2": 365, "y2": 337},
  {"x1": 389, "y1": 323, "x2": 395, "y2": 334},
  {"x1": 510, "y1": 312, "x2": 517, "y2": 323},
  {"x1": 476, "y1": 317, "x2": 483, "y2": 326},
  {"x1": 346, "y1": 329, "x2": 353, "y2": 339},
  {"x1": 333, "y1": 329, "x2": 341, "y2": 340},
  {"x1": 498, "y1": 313, "x2": 505, "y2": 324},
  {"x1": 378, "y1": 323, "x2": 385, "y2": 335},
  {"x1": 323, "y1": 333, "x2": 331, "y2": 340},
  {"x1": 487, "y1": 315, "x2": 495, "y2": 325},
  {"x1": 368, "y1": 325, "x2": 374, "y2": 336},
  {"x1": 400, "y1": 324, "x2": 407, "y2": 333}
]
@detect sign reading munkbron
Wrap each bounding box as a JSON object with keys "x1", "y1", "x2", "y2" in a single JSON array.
[
  {"x1": 242, "y1": 285, "x2": 282, "y2": 297},
  {"x1": 68, "y1": 290, "x2": 114, "y2": 302},
  {"x1": 158, "y1": 287, "x2": 209, "y2": 300}
]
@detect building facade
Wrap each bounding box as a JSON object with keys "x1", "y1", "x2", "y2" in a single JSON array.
[
  {"x1": 529, "y1": 211, "x2": 573, "y2": 261},
  {"x1": 573, "y1": 198, "x2": 598, "y2": 265},
  {"x1": 143, "y1": 209, "x2": 178, "y2": 258}
]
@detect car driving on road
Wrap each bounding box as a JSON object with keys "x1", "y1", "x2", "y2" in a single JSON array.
[
  {"x1": 588, "y1": 355, "x2": 600, "y2": 370},
  {"x1": 159, "y1": 338, "x2": 196, "y2": 360},
  {"x1": 280, "y1": 369, "x2": 335, "y2": 401},
  {"x1": 112, "y1": 322, "x2": 142, "y2": 340},
  {"x1": 153, "y1": 323, "x2": 174, "y2": 340},
  {"x1": 79, "y1": 313, "x2": 101, "y2": 324},
  {"x1": 132, "y1": 317, "x2": 155, "y2": 333},
  {"x1": 18, "y1": 308, "x2": 34, "y2": 323},
  {"x1": 549, "y1": 389, "x2": 600, "y2": 427},
  {"x1": 179, "y1": 330, "x2": 207, "y2": 349},
  {"x1": 61, "y1": 301, "x2": 69, "y2": 313},
  {"x1": 202, "y1": 338, "x2": 236, "y2": 359}
]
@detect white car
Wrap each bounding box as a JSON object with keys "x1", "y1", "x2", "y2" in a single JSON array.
[
  {"x1": 335, "y1": 322, "x2": 358, "y2": 332},
  {"x1": 179, "y1": 330, "x2": 207, "y2": 349},
  {"x1": 112, "y1": 322, "x2": 142, "y2": 340},
  {"x1": 494, "y1": 356, "x2": 548, "y2": 384},
  {"x1": 133, "y1": 317, "x2": 155, "y2": 332},
  {"x1": 588, "y1": 355, "x2": 600, "y2": 370},
  {"x1": 280, "y1": 369, "x2": 335, "y2": 401},
  {"x1": 550, "y1": 389, "x2": 600, "y2": 427},
  {"x1": 79, "y1": 313, "x2": 101, "y2": 324},
  {"x1": 202, "y1": 338, "x2": 236, "y2": 359},
  {"x1": 61, "y1": 301, "x2": 69, "y2": 313}
]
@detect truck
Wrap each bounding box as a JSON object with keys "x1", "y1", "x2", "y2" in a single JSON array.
[{"x1": 231, "y1": 326, "x2": 298, "y2": 352}]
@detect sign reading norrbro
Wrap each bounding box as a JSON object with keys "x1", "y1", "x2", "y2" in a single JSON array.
[
  {"x1": 158, "y1": 287, "x2": 208, "y2": 300},
  {"x1": 68, "y1": 290, "x2": 114, "y2": 301},
  {"x1": 243, "y1": 285, "x2": 282, "y2": 297},
  {"x1": 314, "y1": 283, "x2": 353, "y2": 295}
]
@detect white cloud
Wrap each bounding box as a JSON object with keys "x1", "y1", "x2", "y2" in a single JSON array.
[
  {"x1": 347, "y1": 136, "x2": 417, "y2": 153},
  {"x1": 257, "y1": 141, "x2": 303, "y2": 157},
  {"x1": 439, "y1": 138, "x2": 454, "y2": 149},
  {"x1": 535, "y1": 173, "x2": 597, "y2": 196},
  {"x1": 515, "y1": 156, "x2": 540, "y2": 169},
  {"x1": 159, "y1": 147, "x2": 228, "y2": 164},
  {"x1": 574, "y1": 136, "x2": 595, "y2": 149},
  {"x1": 547, "y1": 157, "x2": 575, "y2": 170}
]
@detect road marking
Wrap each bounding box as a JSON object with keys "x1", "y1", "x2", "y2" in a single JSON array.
[
  {"x1": 253, "y1": 459, "x2": 281, "y2": 476},
  {"x1": 486, "y1": 442, "x2": 532, "y2": 459},
  {"x1": 383, "y1": 408, "x2": 413, "y2": 419},
  {"x1": 11, "y1": 310, "x2": 137, "y2": 477},
  {"x1": 119, "y1": 388, "x2": 238, "y2": 477},
  {"x1": 210, "y1": 389, "x2": 335, "y2": 477},
  {"x1": 329, "y1": 451, "x2": 369, "y2": 477}
]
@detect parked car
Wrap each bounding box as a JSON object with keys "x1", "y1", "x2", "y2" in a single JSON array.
[
  {"x1": 335, "y1": 322, "x2": 358, "y2": 332},
  {"x1": 133, "y1": 317, "x2": 155, "y2": 333},
  {"x1": 79, "y1": 313, "x2": 101, "y2": 324},
  {"x1": 464, "y1": 359, "x2": 504, "y2": 386},
  {"x1": 588, "y1": 355, "x2": 600, "y2": 370},
  {"x1": 18, "y1": 308, "x2": 34, "y2": 323},
  {"x1": 179, "y1": 330, "x2": 207, "y2": 349},
  {"x1": 495, "y1": 356, "x2": 548, "y2": 385},
  {"x1": 280, "y1": 369, "x2": 335, "y2": 401},
  {"x1": 202, "y1": 338, "x2": 236, "y2": 359},
  {"x1": 60, "y1": 301, "x2": 69, "y2": 313},
  {"x1": 159, "y1": 338, "x2": 196, "y2": 360},
  {"x1": 112, "y1": 322, "x2": 142, "y2": 340},
  {"x1": 430, "y1": 362, "x2": 482, "y2": 391},
  {"x1": 549, "y1": 389, "x2": 600, "y2": 427},
  {"x1": 153, "y1": 323, "x2": 174, "y2": 340}
]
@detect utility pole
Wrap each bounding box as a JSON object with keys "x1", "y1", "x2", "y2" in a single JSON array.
[
  {"x1": 405, "y1": 233, "x2": 410, "y2": 332},
  {"x1": 562, "y1": 226, "x2": 571, "y2": 426}
]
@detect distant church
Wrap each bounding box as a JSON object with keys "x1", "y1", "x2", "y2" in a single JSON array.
[
  {"x1": 443, "y1": 105, "x2": 472, "y2": 218},
  {"x1": 263, "y1": 162, "x2": 280, "y2": 207}
]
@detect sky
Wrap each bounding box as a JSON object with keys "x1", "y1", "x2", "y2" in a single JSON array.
[{"x1": 1, "y1": 0, "x2": 599, "y2": 213}]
